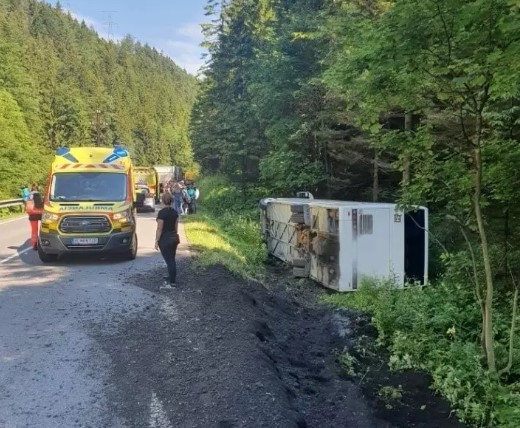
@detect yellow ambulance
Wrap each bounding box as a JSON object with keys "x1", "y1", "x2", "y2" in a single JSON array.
[
  {"x1": 38, "y1": 146, "x2": 138, "y2": 262},
  {"x1": 133, "y1": 166, "x2": 159, "y2": 206}
]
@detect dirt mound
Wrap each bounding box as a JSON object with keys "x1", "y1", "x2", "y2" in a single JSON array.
[{"x1": 90, "y1": 256, "x2": 464, "y2": 428}]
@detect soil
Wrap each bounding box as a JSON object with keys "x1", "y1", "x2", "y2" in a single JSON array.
[{"x1": 91, "y1": 252, "x2": 466, "y2": 428}]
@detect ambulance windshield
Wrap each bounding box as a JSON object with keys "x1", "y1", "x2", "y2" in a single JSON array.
[{"x1": 50, "y1": 172, "x2": 127, "y2": 202}]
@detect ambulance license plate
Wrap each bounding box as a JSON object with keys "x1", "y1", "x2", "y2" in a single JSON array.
[{"x1": 72, "y1": 238, "x2": 98, "y2": 245}]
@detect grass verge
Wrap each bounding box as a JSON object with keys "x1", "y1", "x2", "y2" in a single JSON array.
[{"x1": 183, "y1": 212, "x2": 266, "y2": 281}]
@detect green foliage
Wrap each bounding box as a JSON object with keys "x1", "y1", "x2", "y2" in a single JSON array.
[
  {"x1": 323, "y1": 278, "x2": 520, "y2": 426},
  {"x1": 0, "y1": 89, "x2": 47, "y2": 199},
  {"x1": 192, "y1": 0, "x2": 347, "y2": 197},
  {"x1": 0, "y1": 205, "x2": 24, "y2": 219},
  {"x1": 196, "y1": 175, "x2": 268, "y2": 219},
  {"x1": 337, "y1": 349, "x2": 359, "y2": 377},
  {"x1": 183, "y1": 213, "x2": 266, "y2": 280},
  {"x1": 259, "y1": 147, "x2": 325, "y2": 196},
  {"x1": 183, "y1": 175, "x2": 267, "y2": 280},
  {"x1": 0, "y1": 0, "x2": 198, "y2": 199},
  {"x1": 377, "y1": 385, "x2": 403, "y2": 409}
]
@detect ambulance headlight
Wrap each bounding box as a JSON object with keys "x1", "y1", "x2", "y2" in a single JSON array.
[
  {"x1": 42, "y1": 212, "x2": 60, "y2": 224},
  {"x1": 113, "y1": 209, "x2": 131, "y2": 223}
]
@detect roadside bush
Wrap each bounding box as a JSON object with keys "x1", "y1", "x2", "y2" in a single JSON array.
[
  {"x1": 196, "y1": 175, "x2": 268, "y2": 219},
  {"x1": 322, "y1": 279, "x2": 520, "y2": 427},
  {"x1": 0, "y1": 205, "x2": 24, "y2": 219}
]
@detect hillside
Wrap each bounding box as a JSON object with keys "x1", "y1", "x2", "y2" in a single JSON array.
[{"x1": 0, "y1": 0, "x2": 198, "y2": 199}]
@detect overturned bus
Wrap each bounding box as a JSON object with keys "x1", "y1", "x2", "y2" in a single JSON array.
[{"x1": 260, "y1": 197, "x2": 428, "y2": 291}]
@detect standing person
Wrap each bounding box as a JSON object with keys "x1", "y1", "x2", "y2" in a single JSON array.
[
  {"x1": 25, "y1": 183, "x2": 44, "y2": 250},
  {"x1": 181, "y1": 186, "x2": 190, "y2": 214},
  {"x1": 20, "y1": 185, "x2": 30, "y2": 205},
  {"x1": 187, "y1": 185, "x2": 196, "y2": 214},
  {"x1": 159, "y1": 183, "x2": 164, "y2": 201},
  {"x1": 155, "y1": 192, "x2": 179, "y2": 289},
  {"x1": 193, "y1": 184, "x2": 200, "y2": 214},
  {"x1": 171, "y1": 181, "x2": 184, "y2": 214}
]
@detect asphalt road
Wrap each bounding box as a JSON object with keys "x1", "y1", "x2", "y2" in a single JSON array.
[{"x1": 0, "y1": 210, "x2": 189, "y2": 428}]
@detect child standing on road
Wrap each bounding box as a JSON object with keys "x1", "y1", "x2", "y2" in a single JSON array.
[{"x1": 155, "y1": 192, "x2": 179, "y2": 289}]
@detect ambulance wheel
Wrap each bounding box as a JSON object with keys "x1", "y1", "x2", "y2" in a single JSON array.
[
  {"x1": 38, "y1": 246, "x2": 58, "y2": 263},
  {"x1": 126, "y1": 233, "x2": 138, "y2": 260}
]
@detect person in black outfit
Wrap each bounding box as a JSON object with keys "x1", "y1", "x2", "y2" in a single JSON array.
[
  {"x1": 155, "y1": 192, "x2": 179, "y2": 289},
  {"x1": 26, "y1": 183, "x2": 44, "y2": 250}
]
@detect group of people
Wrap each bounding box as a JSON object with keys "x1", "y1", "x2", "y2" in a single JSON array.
[
  {"x1": 21, "y1": 183, "x2": 44, "y2": 250},
  {"x1": 166, "y1": 180, "x2": 199, "y2": 215}
]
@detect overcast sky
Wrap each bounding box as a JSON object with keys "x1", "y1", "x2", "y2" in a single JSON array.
[{"x1": 53, "y1": 0, "x2": 208, "y2": 75}]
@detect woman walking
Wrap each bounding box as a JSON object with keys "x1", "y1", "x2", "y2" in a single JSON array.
[{"x1": 155, "y1": 192, "x2": 179, "y2": 289}]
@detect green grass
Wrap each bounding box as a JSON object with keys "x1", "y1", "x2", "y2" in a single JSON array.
[
  {"x1": 181, "y1": 174, "x2": 268, "y2": 281},
  {"x1": 183, "y1": 212, "x2": 266, "y2": 281},
  {"x1": 0, "y1": 205, "x2": 24, "y2": 219}
]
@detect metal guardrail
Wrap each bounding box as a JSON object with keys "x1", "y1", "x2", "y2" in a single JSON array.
[{"x1": 0, "y1": 198, "x2": 24, "y2": 209}]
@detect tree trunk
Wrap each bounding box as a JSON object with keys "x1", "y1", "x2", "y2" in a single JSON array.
[
  {"x1": 473, "y1": 143, "x2": 497, "y2": 374},
  {"x1": 403, "y1": 112, "x2": 413, "y2": 187},
  {"x1": 499, "y1": 272, "x2": 518, "y2": 376},
  {"x1": 460, "y1": 225, "x2": 486, "y2": 353},
  {"x1": 372, "y1": 148, "x2": 379, "y2": 202}
]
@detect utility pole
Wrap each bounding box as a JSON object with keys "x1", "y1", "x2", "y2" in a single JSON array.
[{"x1": 100, "y1": 10, "x2": 117, "y2": 40}]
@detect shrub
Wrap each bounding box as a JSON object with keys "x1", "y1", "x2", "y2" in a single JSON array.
[{"x1": 322, "y1": 279, "x2": 520, "y2": 426}]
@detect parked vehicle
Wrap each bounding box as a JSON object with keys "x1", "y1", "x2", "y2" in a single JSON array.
[
  {"x1": 134, "y1": 184, "x2": 155, "y2": 212},
  {"x1": 260, "y1": 197, "x2": 428, "y2": 291},
  {"x1": 133, "y1": 167, "x2": 159, "y2": 203},
  {"x1": 38, "y1": 146, "x2": 138, "y2": 262}
]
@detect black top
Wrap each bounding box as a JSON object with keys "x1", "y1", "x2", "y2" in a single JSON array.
[
  {"x1": 32, "y1": 192, "x2": 44, "y2": 209},
  {"x1": 157, "y1": 207, "x2": 178, "y2": 237}
]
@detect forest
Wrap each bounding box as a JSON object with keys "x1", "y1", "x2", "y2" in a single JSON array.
[
  {"x1": 190, "y1": 0, "x2": 520, "y2": 426},
  {"x1": 0, "y1": 0, "x2": 198, "y2": 200}
]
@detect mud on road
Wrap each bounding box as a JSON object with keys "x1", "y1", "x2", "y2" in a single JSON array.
[{"x1": 92, "y1": 255, "x2": 464, "y2": 428}]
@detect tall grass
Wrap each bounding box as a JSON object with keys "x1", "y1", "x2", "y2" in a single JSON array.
[{"x1": 183, "y1": 175, "x2": 267, "y2": 280}]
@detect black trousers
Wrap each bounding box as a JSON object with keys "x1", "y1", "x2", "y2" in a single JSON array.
[{"x1": 159, "y1": 233, "x2": 179, "y2": 284}]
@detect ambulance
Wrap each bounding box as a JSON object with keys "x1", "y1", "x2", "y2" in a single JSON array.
[
  {"x1": 133, "y1": 166, "x2": 159, "y2": 205},
  {"x1": 38, "y1": 146, "x2": 138, "y2": 262}
]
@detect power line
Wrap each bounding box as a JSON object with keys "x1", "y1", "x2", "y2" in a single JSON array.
[{"x1": 100, "y1": 10, "x2": 118, "y2": 40}]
